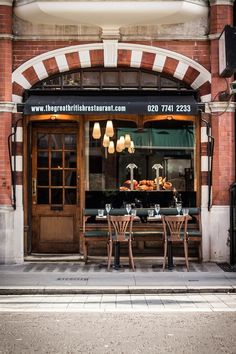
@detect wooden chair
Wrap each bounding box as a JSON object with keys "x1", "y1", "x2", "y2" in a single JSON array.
[
  {"x1": 162, "y1": 215, "x2": 189, "y2": 271},
  {"x1": 107, "y1": 215, "x2": 135, "y2": 271}
]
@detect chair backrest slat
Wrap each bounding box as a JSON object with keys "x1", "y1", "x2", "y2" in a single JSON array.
[
  {"x1": 108, "y1": 215, "x2": 133, "y2": 242},
  {"x1": 162, "y1": 215, "x2": 188, "y2": 242}
]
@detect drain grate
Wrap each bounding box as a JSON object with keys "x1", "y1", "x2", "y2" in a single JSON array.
[{"x1": 217, "y1": 263, "x2": 236, "y2": 272}]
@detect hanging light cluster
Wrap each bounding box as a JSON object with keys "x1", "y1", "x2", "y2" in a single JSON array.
[{"x1": 92, "y1": 120, "x2": 135, "y2": 154}]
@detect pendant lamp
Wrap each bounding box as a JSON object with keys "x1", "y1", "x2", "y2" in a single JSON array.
[
  {"x1": 124, "y1": 134, "x2": 131, "y2": 148},
  {"x1": 108, "y1": 141, "x2": 115, "y2": 154},
  {"x1": 92, "y1": 122, "x2": 101, "y2": 139},
  {"x1": 105, "y1": 120, "x2": 114, "y2": 137},
  {"x1": 103, "y1": 134, "x2": 110, "y2": 147}
]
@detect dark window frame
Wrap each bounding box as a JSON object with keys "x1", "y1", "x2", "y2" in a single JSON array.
[{"x1": 32, "y1": 68, "x2": 188, "y2": 91}]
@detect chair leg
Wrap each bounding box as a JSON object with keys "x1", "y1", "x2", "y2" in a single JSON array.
[
  {"x1": 129, "y1": 241, "x2": 135, "y2": 271},
  {"x1": 184, "y1": 240, "x2": 189, "y2": 271},
  {"x1": 107, "y1": 241, "x2": 113, "y2": 270},
  {"x1": 83, "y1": 241, "x2": 88, "y2": 264},
  {"x1": 163, "y1": 240, "x2": 167, "y2": 271}
]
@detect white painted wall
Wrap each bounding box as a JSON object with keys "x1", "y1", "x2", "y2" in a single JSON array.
[
  {"x1": 0, "y1": 187, "x2": 24, "y2": 264},
  {"x1": 201, "y1": 202, "x2": 230, "y2": 262}
]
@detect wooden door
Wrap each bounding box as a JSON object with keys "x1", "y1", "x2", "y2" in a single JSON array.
[{"x1": 31, "y1": 125, "x2": 80, "y2": 253}]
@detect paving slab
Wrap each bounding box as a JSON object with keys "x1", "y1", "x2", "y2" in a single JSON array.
[{"x1": 0, "y1": 261, "x2": 236, "y2": 294}]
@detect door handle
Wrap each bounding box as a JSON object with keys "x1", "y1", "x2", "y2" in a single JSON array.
[{"x1": 32, "y1": 178, "x2": 37, "y2": 196}]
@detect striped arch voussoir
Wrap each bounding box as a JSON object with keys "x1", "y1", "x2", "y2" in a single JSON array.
[{"x1": 12, "y1": 43, "x2": 211, "y2": 103}]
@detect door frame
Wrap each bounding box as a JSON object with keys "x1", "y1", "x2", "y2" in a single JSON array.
[{"x1": 23, "y1": 115, "x2": 85, "y2": 255}]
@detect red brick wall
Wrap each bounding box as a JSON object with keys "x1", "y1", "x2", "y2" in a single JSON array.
[
  {"x1": 13, "y1": 41, "x2": 92, "y2": 70},
  {"x1": 0, "y1": 5, "x2": 12, "y2": 34},
  {"x1": 0, "y1": 5, "x2": 12, "y2": 101},
  {"x1": 145, "y1": 41, "x2": 211, "y2": 70},
  {"x1": 209, "y1": 3, "x2": 235, "y2": 204},
  {"x1": 0, "y1": 40, "x2": 12, "y2": 101},
  {"x1": 210, "y1": 5, "x2": 233, "y2": 34},
  {"x1": 13, "y1": 40, "x2": 211, "y2": 71},
  {"x1": 0, "y1": 5, "x2": 12, "y2": 205},
  {"x1": 212, "y1": 112, "x2": 235, "y2": 205}
]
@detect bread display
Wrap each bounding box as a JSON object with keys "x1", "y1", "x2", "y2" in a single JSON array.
[
  {"x1": 122, "y1": 179, "x2": 139, "y2": 189},
  {"x1": 119, "y1": 177, "x2": 172, "y2": 191}
]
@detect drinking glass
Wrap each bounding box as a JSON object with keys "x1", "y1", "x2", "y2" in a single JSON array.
[
  {"x1": 182, "y1": 208, "x2": 189, "y2": 216},
  {"x1": 105, "y1": 203, "x2": 111, "y2": 215},
  {"x1": 154, "y1": 204, "x2": 160, "y2": 216},
  {"x1": 98, "y1": 209, "x2": 104, "y2": 217},
  {"x1": 126, "y1": 204, "x2": 131, "y2": 215},
  {"x1": 131, "y1": 209, "x2": 137, "y2": 217},
  {"x1": 148, "y1": 209, "x2": 154, "y2": 217},
  {"x1": 176, "y1": 202, "x2": 182, "y2": 216}
]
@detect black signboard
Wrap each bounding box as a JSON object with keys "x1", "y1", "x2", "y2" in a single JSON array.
[
  {"x1": 219, "y1": 25, "x2": 236, "y2": 77},
  {"x1": 22, "y1": 94, "x2": 198, "y2": 115}
]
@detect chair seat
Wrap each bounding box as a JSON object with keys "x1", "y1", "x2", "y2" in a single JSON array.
[
  {"x1": 110, "y1": 232, "x2": 131, "y2": 241},
  {"x1": 187, "y1": 231, "x2": 202, "y2": 237}
]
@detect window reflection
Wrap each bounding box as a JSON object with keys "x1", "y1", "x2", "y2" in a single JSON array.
[
  {"x1": 51, "y1": 151, "x2": 62, "y2": 168},
  {"x1": 65, "y1": 152, "x2": 77, "y2": 168},
  {"x1": 37, "y1": 188, "x2": 49, "y2": 204},
  {"x1": 65, "y1": 134, "x2": 76, "y2": 150},
  {"x1": 37, "y1": 151, "x2": 48, "y2": 168},
  {"x1": 36, "y1": 131, "x2": 78, "y2": 206},
  {"x1": 65, "y1": 171, "x2": 77, "y2": 186},
  {"x1": 37, "y1": 134, "x2": 49, "y2": 149},
  {"x1": 51, "y1": 188, "x2": 63, "y2": 204},
  {"x1": 87, "y1": 119, "x2": 196, "y2": 193},
  {"x1": 51, "y1": 134, "x2": 63, "y2": 150},
  {"x1": 51, "y1": 170, "x2": 63, "y2": 186},
  {"x1": 37, "y1": 170, "x2": 49, "y2": 186},
  {"x1": 65, "y1": 189, "x2": 77, "y2": 204}
]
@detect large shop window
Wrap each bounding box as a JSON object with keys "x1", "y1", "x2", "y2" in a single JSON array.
[{"x1": 85, "y1": 118, "x2": 197, "y2": 207}]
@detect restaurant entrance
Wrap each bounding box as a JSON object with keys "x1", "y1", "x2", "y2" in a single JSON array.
[
  {"x1": 29, "y1": 122, "x2": 81, "y2": 253},
  {"x1": 23, "y1": 68, "x2": 200, "y2": 256}
]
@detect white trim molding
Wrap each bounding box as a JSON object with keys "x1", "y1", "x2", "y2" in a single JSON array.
[
  {"x1": 0, "y1": 102, "x2": 16, "y2": 113},
  {"x1": 0, "y1": 0, "x2": 13, "y2": 5},
  {"x1": 210, "y1": 0, "x2": 234, "y2": 5}
]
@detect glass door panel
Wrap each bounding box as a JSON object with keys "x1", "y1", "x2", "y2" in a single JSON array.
[
  {"x1": 31, "y1": 126, "x2": 80, "y2": 254},
  {"x1": 35, "y1": 132, "x2": 77, "y2": 206}
]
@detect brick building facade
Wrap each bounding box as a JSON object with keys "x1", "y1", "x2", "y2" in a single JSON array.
[{"x1": 0, "y1": 0, "x2": 235, "y2": 263}]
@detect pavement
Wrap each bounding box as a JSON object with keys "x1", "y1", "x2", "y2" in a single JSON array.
[{"x1": 0, "y1": 257, "x2": 236, "y2": 295}]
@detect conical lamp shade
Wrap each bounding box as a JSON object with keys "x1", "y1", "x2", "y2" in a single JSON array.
[
  {"x1": 92, "y1": 122, "x2": 101, "y2": 139},
  {"x1": 105, "y1": 120, "x2": 114, "y2": 137},
  {"x1": 128, "y1": 140, "x2": 135, "y2": 153},
  {"x1": 119, "y1": 136, "x2": 125, "y2": 150},
  {"x1": 124, "y1": 134, "x2": 131, "y2": 148},
  {"x1": 116, "y1": 139, "x2": 123, "y2": 152},
  {"x1": 108, "y1": 141, "x2": 115, "y2": 154},
  {"x1": 103, "y1": 134, "x2": 110, "y2": 147}
]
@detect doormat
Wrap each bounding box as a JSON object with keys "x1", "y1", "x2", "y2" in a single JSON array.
[{"x1": 217, "y1": 263, "x2": 236, "y2": 272}]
